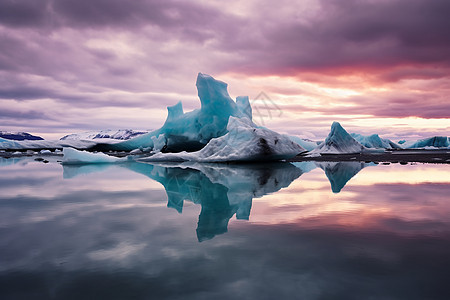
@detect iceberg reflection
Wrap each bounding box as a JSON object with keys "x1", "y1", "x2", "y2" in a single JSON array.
[
  {"x1": 61, "y1": 160, "x2": 377, "y2": 240},
  {"x1": 315, "y1": 161, "x2": 373, "y2": 193},
  {"x1": 129, "y1": 162, "x2": 303, "y2": 241},
  {"x1": 64, "y1": 161, "x2": 303, "y2": 241}
]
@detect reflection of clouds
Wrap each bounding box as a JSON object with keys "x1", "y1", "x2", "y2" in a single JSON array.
[
  {"x1": 1, "y1": 213, "x2": 449, "y2": 299},
  {"x1": 88, "y1": 242, "x2": 147, "y2": 261},
  {"x1": 251, "y1": 163, "x2": 450, "y2": 226},
  {"x1": 0, "y1": 161, "x2": 449, "y2": 299},
  {"x1": 128, "y1": 161, "x2": 303, "y2": 241},
  {"x1": 349, "y1": 163, "x2": 450, "y2": 185}
]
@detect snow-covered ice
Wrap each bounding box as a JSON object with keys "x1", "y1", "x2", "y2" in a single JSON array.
[
  {"x1": 108, "y1": 73, "x2": 254, "y2": 152},
  {"x1": 402, "y1": 136, "x2": 449, "y2": 149},
  {"x1": 62, "y1": 148, "x2": 126, "y2": 164},
  {"x1": 60, "y1": 129, "x2": 149, "y2": 141},
  {"x1": 139, "y1": 116, "x2": 305, "y2": 162},
  {"x1": 350, "y1": 133, "x2": 400, "y2": 149},
  {"x1": 309, "y1": 122, "x2": 365, "y2": 155}
]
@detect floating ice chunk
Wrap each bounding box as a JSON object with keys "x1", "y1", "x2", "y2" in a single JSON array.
[
  {"x1": 350, "y1": 133, "x2": 401, "y2": 149},
  {"x1": 39, "y1": 150, "x2": 52, "y2": 155},
  {"x1": 139, "y1": 116, "x2": 305, "y2": 162},
  {"x1": 310, "y1": 122, "x2": 365, "y2": 155},
  {"x1": 62, "y1": 148, "x2": 126, "y2": 164}
]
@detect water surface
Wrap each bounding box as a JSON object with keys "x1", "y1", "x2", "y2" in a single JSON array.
[{"x1": 1, "y1": 158, "x2": 449, "y2": 299}]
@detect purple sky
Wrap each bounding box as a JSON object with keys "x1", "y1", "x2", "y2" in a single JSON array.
[{"x1": 0, "y1": 0, "x2": 449, "y2": 140}]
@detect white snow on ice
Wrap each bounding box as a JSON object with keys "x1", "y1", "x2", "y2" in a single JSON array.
[
  {"x1": 139, "y1": 116, "x2": 305, "y2": 162},
  {"x1": 309, "y1": 122, "x2": 365, "y2": 155}
]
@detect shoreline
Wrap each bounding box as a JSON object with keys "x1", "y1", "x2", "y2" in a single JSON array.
[
  {"x1": 1, "y1": 149, "x2": 449, "y2": 164},
  {"x1": 289, "y1": 149, "x2": 450, "y2": 164}
]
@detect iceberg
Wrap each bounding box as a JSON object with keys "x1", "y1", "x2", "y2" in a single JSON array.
[
  {"x1": 122, "y1": 161, "x2": 302, "y2": 241},
  {"x1": 310, "y1": 122, "x2": 365, "y2": 155},
  {"x1": 350, "y1": 133, "x2": 401, "y2": 149},
  {"x1": 138, "y1": 116, "x2": 305, "y2": 162},
  {"x1": 403, "y1": 136, "x2": 449, "y2": 149},
  {"x1": 62, "y1": 147, "x2": 126, "y2": 164},
  {"x1": 103, "y1": 73, "x2": 252, "y2": 152}
]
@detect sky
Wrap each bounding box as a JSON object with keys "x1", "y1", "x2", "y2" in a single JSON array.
[{"x1": 0, "y1": 0, "x2": 449, "y2": 141}]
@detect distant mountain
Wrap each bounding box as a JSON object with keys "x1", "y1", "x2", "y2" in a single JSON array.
[
  {"x1": 0, "y1": 131, "x2": 44, "y2": 141},
  {"x1": 60, "y1": 129, "x2": 149, "y2": 141}
]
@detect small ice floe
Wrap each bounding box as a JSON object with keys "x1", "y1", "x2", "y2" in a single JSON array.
[{"x1": 61, "y1": 147, "x2": 129, "y2": 165}]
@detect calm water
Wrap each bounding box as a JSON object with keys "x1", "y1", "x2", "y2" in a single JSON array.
[{"x1": 0, "y1": 158, "x2": 449, "y2": 299}]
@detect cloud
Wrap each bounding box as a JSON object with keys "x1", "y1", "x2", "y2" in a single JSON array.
[
  {"x1": 0, "y1": 0, "x2": 449, "y2": 137},
  {"x1": 221, "y1": 0, "x2": 450, "y2": 79}
]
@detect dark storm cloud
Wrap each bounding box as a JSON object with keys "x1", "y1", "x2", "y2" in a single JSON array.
[
  {"x1": 0, "y1": 107, "x2": 52, "y2": 121},
  {"x1": 1, "y1": 0, "x2": 449, "y2": 135},
  {"x1": 0, "y1": 0, "x2": 50, "y2": 27},
  {"x1": 0, "y1": 0, "x2": 228, "y2": 42},
  {"x1": 223, "y1": 0, "x2": 450, "y2": 78},
  {"x1": 0, "y1": 86, "x2": 60, "y2": 100},
  {"x1": 316, "y1": 94, "x2": 450, "y2": 119},
  {"x1": 1, "y1": 0, "x2": 449, "y2": 78}
]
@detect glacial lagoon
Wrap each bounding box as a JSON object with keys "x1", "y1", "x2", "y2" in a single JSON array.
[{"x1": 0, "y1": 158, "x2": 449, "y2": 299}]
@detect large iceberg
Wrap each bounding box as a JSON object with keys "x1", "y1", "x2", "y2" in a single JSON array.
[
  {"x1": 55, "y1": 72, "x2": 304, "y2": 163},
  {"x1": 309, "y1": 122, "x2": 365, "y2": 155},
  {"x1": 102, "y1": 73, "x2": 253, "y2": 152},
  {"x1": 350, "y1": 133, "x2": 400, "y2": 149},
  {"x1": 1, "y1": 73, "x2": 305, "y2": 162},
  {"x1": 138, "y1": 116, "x2": 305, "y2": 162}
]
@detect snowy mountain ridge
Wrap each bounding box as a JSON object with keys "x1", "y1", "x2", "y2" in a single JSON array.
[{"x1": 60, "y1": 129, "x2": 149, "y2": 141}]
